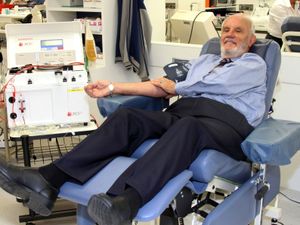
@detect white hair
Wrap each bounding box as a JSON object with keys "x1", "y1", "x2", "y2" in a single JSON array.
[{"x1": 221, "y1": 14, "x2": 256, "y2": 35}]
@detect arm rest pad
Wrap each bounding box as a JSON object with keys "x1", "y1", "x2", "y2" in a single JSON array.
[
  {"x1": 241, "y1": 118, "x2": 300, "y2": 165},
  {"x1": 97, "y1": 95, "x2": 169, "y2": 117}
]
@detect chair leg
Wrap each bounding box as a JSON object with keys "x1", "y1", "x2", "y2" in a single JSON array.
[
  {"x1": 77, "y1": 204, "x2": 96, "y2": 225},
  {"x1": 159, "y1": 207, "x2": 179, "y2": 225}
]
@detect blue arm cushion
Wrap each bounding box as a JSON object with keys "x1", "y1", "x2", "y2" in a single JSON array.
[
  {"x1": 97, "y1": 95, "x2": 169, "y2": 117},
  {"x1": 241, "y1": 118, "x2": 300, "y2": 165}
]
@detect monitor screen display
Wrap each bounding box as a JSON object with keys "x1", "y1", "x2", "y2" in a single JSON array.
[
  {"x1": 216, "y1": 0, "x2": 235, "y2": 6},
  {"x1": 41, "y1": 39, "x2": 64, "y2": 51}
]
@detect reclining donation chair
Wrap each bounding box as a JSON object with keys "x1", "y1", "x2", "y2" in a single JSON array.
[
  {"x1": 59, "y1": 38, "x2": 300, "y2": 225},
  {"x1": 281, "y1": 16, "x2": 300, "y2": 52}
]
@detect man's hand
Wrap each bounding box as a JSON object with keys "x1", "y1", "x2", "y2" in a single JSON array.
[
  {"x1": 151, "y1": 77, "x2": 176, "y2": 98},
  {"x1": 84, "y1": 80, "x2": 111, "y2": 98}
]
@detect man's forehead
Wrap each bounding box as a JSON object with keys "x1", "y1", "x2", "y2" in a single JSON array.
[
  {"x1": 223, "y1": 23, "x2": 245, "y2": 29},
  {"x1": 223, "y1": 17, "x2": 249, "y2": 29}
]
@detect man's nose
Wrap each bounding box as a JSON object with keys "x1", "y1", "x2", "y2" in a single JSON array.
[{"x1": 226, "y1": 29, "x2": 235, "y2": 36}]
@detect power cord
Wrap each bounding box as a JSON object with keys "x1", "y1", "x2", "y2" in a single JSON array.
[
  {"x1": 269, "y1": 191, "x2": 300, "y2": 225},
  {"x1": 211, "y1": 20, "x2": 220, "y2": 38},
  {"x1": 187, "y1": 11, "x2": 205, "y2": 44},
  {"x1": 280, "y1": 191, "x2": 300, "y2": 204}
]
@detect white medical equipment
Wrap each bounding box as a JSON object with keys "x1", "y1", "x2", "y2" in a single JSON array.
[
  {"x1": 251, "y1": 5, "x2": 270, "y2": 31},
  {"x1": 4, "y1": 21, "x2": 90, "y2": 129},
  {"x1": 170, "y1": 11, "x2": 218, "y2": 45},
  {"x1": 61, "y1": 0, "x2": 83, "y2": 7}
]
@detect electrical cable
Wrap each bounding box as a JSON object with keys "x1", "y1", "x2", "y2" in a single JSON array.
[
  {"x1": 269, "y1": 192, "x2": 300, "y2": 225},
  {"x1": 211, "y1": 20, "x2": 220, "y2": 38},
  {"x1": 279, "y1": 191, "x2": 300, "y2": 204},
  {"x1": 1, "y1": 74, "x2": 18, "y2": 93},
  {"x1": 187, "y1": 11, "x2": 205, "y2": 44},
  {"x1": 35, "y1": 61, "x2": 84, "y2": 71}
]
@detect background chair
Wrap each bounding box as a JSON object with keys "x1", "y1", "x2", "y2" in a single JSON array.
[
  {"x1": 59, "y1": 38, "x2": 300, "y2": 225},
  {"x1": 281, "y1": 16, "x2": 300, "y2": 52}
]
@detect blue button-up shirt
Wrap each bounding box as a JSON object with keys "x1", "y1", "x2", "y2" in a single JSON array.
[{"x1": 175, "y1": 53, "x2": 267, "y2": 127}]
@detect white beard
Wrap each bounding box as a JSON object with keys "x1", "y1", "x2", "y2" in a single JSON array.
[{"x1": 221, "y1": 41, "x2": 248, "y2": 58}]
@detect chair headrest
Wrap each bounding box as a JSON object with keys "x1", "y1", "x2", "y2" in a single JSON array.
[
  {"x1": 281, "y1": 16, "x2": 300, "y2": 52},
  {"x1": 281, "y1": 16, "x2": 300, "y2": 33}
]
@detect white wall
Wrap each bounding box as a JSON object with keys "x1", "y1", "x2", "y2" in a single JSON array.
[
  {"x1": 178, "y1": 0, "x2": 206, "y2": 11},
  {"x1": 145, "y1": 1, "x2": 165, "y2": 42}
]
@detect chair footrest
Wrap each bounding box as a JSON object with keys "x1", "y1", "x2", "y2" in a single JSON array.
[
  {"x1": 59, "y1": 156, "x2": 193, "y2": 222},
  {"x1": 59, "y1": 156, "x2": 136, "y2": 205}
]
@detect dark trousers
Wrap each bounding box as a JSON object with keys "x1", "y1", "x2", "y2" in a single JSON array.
[{"x1": 54, "y1": 97, "x2": 253, "y2": 204}]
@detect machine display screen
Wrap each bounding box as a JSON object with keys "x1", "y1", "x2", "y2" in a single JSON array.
[
  {"x1": 41, "y1": 39, "x2": 64, "y2": 50},
  {"x1": 216, "y1": 0, "x2": 234, "y2": 6}
]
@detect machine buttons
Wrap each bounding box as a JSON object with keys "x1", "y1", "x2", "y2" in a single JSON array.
[
  {"x1": 28, "y1": 79, "x2": 33, "y2": 84},
  {"x1": 63, "y1": 77, "x2": 67, "y2": 82},
  {"x1": 10, "y1": 112, "x2": 17, "y2": 119},
  {"x1": 8, "y1": 96, "x2": 15, "y2": 103},
  {"x1": 55, "y1": 70, "x2": 63, "y2": 76},
  {"x1": 71, "y1": 76, "x2": 76, "y2": 82}
]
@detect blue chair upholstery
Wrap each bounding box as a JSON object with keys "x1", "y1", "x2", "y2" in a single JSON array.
[
  {"x1": 59, "y1": 38, "x2": 300, "y2": 225},
  {"x1": 281, "y1": 16, "x2": 300, "y2": 52}
]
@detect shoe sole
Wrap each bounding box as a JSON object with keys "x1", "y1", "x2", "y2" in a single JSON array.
[
  {"x1": 87, "y1": 194, "x2": 131, "y2": 225},
  {"x1": 0, "y1": 170, "x2": 52, "y2": 216}
]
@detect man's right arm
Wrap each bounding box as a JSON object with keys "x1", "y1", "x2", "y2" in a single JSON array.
[{"x1": 84, "y1": 78, "x2": 176, "y2": 98}]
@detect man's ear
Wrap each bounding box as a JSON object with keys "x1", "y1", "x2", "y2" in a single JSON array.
[{"x1": 249, "y1": 34, "x2": 256, "y2": 48}]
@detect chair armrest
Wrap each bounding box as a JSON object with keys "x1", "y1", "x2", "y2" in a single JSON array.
[
  {"x1": 97, "y1": 95, "x2": 169, "y2": 117},
  {"x1": 241, "y1": 118, "x2": 300, "y2": 165}
]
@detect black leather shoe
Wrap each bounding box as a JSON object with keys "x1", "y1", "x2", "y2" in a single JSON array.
[
  {"x1": 0, "y1": 158, "x2": 58, "y2": 216},
  {"x1": 87, "y1": 193, "x2": 132, "y2": 225}
]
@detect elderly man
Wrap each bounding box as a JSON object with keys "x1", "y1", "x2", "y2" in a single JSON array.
[{"x1": 0, "y1": 14, "x2": 266, "y2": 225}]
